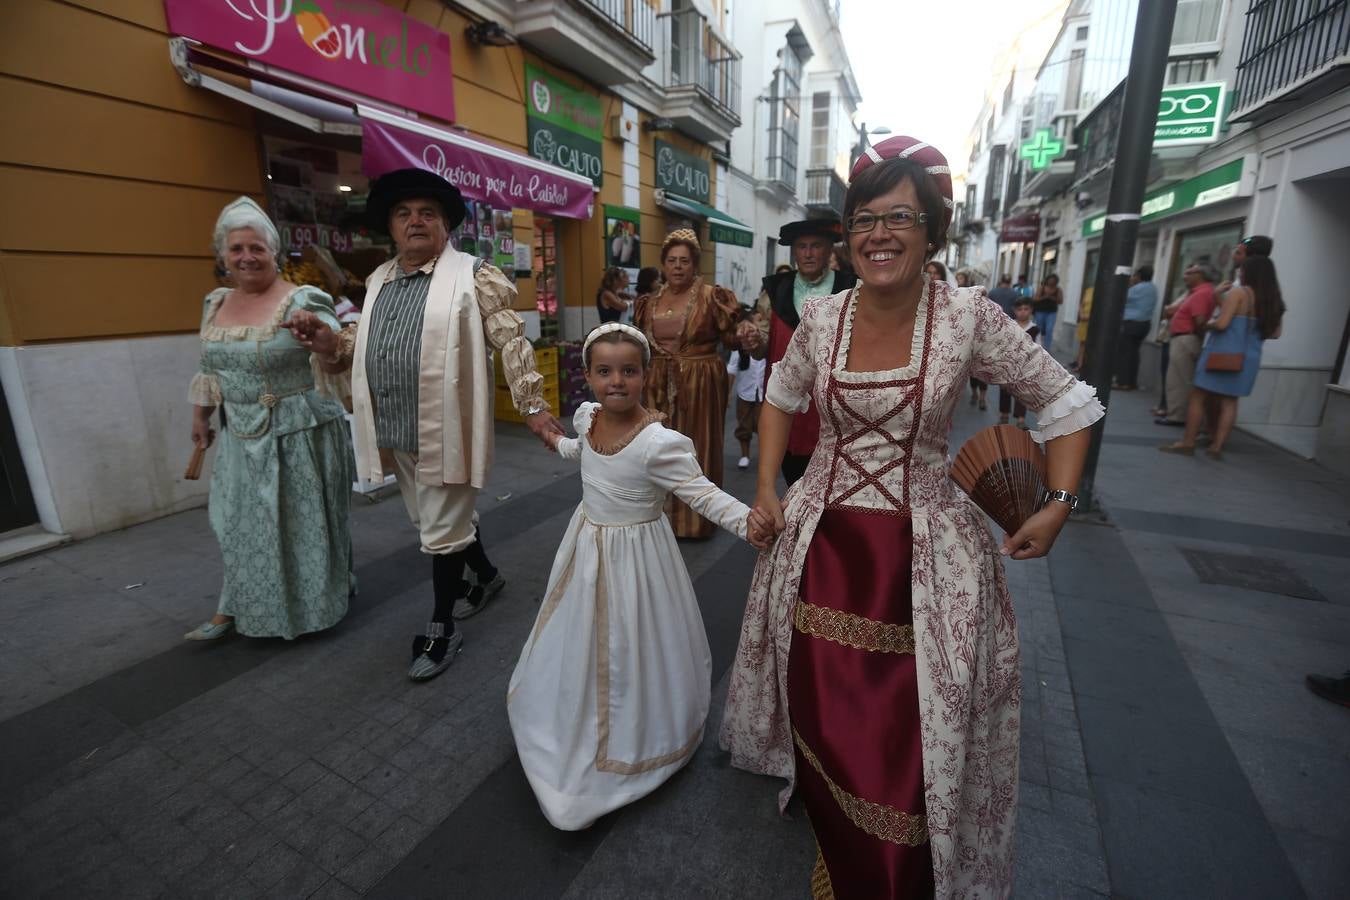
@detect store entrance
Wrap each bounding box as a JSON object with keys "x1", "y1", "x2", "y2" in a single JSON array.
[
  {"x1": 0, "y1": 382, "x2": 39, "y2": 533},
  {"x1": 534, "y1": 216, "x2": 560, "y2": 340}
]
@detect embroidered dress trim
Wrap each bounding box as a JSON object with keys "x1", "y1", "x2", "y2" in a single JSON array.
[
  {"x1": 200, "y1": 288, "x2": 294, "y2": 342},
  {"x1": 793, "y1": 728, "x2": 929, "y2": 847},
  {"x1": 811, "y1": 846, "x2": 836, "y2": 900},
  {"x1": 793, "y1": 602, "x2": 915, "y2": 654},
  {"x1": 585, "y1": 410, "x2": 668, "y2": 456}
]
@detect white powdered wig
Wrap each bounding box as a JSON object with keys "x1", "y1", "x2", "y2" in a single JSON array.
[{"x1": 213, "y1": 196, "x2": 281, "y2": 259}]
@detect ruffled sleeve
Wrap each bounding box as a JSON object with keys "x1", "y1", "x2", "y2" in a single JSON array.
[
  {"x1": 474, "y1": 263, "x2": 547, "y2": 416},
  {"x1": 708, "y1": 284, "x2": 743, "y2": 347},
  {"x1": 765, "y1": 298, "x2": 819, "y2": 414},
  {"x1": 968, "y1": 288, "x2": 1105, "y2": 443},
  {"x1": 645, "y1": 427, "x2": 749, "y2": 539},
  {"x1": 556, "y1": 402, "x2": 597, "y2": 461},
  {"x1": 189, "y1": 291, "x2": 225, "y2": 406},
  {"x1": 292, "y1": 287, "x2": 352, "y2": 401}
]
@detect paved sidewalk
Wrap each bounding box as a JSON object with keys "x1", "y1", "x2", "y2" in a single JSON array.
[{"x1": 1, "y1": 394, "x2": 1345, "y2": 898}]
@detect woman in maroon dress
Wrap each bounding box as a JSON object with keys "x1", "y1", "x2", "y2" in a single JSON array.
[{"x1": 722, "y1": 137, "x2": 1104, "y2": 898}]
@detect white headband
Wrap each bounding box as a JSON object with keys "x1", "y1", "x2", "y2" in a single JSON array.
[{"x1": 583, "y1": 323, "x2": 651, "y2": 366}]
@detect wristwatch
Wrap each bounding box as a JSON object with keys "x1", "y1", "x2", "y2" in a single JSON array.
[{"x1": 1042, "y1": 489, "x2": 1079, "y2": 511}]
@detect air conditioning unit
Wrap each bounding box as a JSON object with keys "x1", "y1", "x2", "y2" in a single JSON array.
[{"x1": 609, "y1": 113, "x2": 638, "y2": 143}]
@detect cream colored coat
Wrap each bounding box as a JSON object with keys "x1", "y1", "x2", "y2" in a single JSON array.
[{"x1": 351, "y1": 247, "x2": 494, "y2": 488}]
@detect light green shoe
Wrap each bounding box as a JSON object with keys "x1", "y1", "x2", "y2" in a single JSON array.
[{"x1": 184, "y1": 620, "x2": 233, "y2": 641}]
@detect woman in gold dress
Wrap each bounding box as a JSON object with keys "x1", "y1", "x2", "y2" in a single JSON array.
[{"x1": 633, "y1": 230, "x2": 746, "y2": 538}]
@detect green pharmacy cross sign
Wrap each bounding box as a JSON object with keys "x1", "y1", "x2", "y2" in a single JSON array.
[{"x1": 1019, "y1": 129, "x2": 1066, "y2": 170}]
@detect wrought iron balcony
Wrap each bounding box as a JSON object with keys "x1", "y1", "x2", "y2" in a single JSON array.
[
  {"x1": 578, "y1": 0, "x2": 657, "y2": 51},
  {"x1": 804, "y1": 168, "x2": 846, "y2": 216},
  {"x1": 659, "y1": 8, "x2": 742, "y2": 142},
  {"x1": 1232, "y1": 0, "x2": 1349, "y2": 123}
]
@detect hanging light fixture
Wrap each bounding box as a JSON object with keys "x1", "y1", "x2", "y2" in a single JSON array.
[{"x1": 466, "y1": 20, "x2": 516, "y2": 47}]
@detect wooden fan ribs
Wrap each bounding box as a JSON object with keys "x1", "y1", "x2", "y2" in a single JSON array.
[{"x1": 950, "y1": 425, "x2": 1047, "y2": 535}]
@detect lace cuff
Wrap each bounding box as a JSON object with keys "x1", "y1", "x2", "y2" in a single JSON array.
[
  {"x1": 1032, "y1": 380, "x2": 1105, "y2": 444},
  {"x1": 188, "y1": 372, "x2": 221, "y2": 406},
  {"x1": 310, "y1": 355, "x2": 352, "y2": 401}
]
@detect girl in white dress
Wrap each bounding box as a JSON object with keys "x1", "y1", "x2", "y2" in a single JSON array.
[{"x1": 508, "y1": 323, "x2": 772, "y2": 830}]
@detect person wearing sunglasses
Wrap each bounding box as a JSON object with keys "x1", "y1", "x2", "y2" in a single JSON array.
[{"x1": 722, "y1": 136, "x2": 1103, "y2": 898}]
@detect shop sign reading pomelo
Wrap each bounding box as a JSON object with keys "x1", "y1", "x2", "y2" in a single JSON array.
[{"x1": 163, "y1": 0, "x2": 454, "y2": 122}]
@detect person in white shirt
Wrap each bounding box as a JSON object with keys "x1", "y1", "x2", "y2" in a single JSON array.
[{"x1": 727, "y1": 344, "x2": 766, "y2": 469}]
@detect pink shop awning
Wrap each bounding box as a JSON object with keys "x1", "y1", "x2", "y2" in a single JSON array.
[{"x1": 358, "y1": 107, "x2": 595, "y2": 220}]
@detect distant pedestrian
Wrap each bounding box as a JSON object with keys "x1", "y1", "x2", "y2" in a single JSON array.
[
  {"x1": 727, "y1": 345, "x2": 765, "y2": 470},
  {"x1": 184, "y1": 197, "x2": 354, "y2": 641},
  {"x1": 508, "y1": 324, "x2": 771, "y2": 830},
  {"x1": 1219, "y1": 234, "x2": 1272, "y2": 295},
  {"x1": 635, "y1": 265, "x2": 662, "y2": 298},
  {"x1": 924, "y1": 260, "x2": 950, "y2": 284},
  {"x1": 1031, "y1": 273, "x2": 1063, "y2": 350},
  {"x1": 1160, "y1": 256, "x2": 1284, "y2": 458},
  {"x1": 998, "y1": 298, "x2": 1041, "y2": 427},
  {"x1": 1157, "y1": 263, "x2": 1217, "y2": 426},
  {"x1": 955, "y1": 269, "x2": 972, "y2": 288},
  {"x1": 1014, "y1": 275, "x2": 1029, "y2": 297},
  {"x1": 1114, "y1": 265, "x2": 1157, "y2": 390},
  {"x1": 595, "y1": 266, "x2": 629, "y2": 324},
  {"x1": 987, "y1": 274, "x2": 1019, "y2": 316}
]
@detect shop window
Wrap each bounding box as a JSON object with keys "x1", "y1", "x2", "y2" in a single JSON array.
[
  {"x1": 534, "y1": 217, "x2": 560, "y2": 340},
  {"x1": 1165, "y1": 222, "x2": 1242, "y2": 304}
]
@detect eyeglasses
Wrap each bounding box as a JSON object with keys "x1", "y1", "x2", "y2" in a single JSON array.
[{"x1": 845, "y1": 208, "x2": 928, "y2": 234}]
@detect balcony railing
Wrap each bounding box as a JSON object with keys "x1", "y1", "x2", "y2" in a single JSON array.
[
  {"x1": 804, "y1": 168, "x2": 846, "y2": 215},
  {"x1": 664, "y1": 9, "x2": 742, "y2": 117},
  {"x1": 1233, "y1": 0, "x2": 1348, "y2": 120},
  {"x1": 579, "y1": 0, "x2": 657, "y2": 51}
]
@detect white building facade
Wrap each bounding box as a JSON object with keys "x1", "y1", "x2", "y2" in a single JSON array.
[{"x1": 716, "y1": 0, "x2": 862, "y2": 304}]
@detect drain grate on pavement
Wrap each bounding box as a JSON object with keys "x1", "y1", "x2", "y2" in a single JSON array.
[{"x1": 1180, "y1": 548, "x2": 1326, "y2": 602}]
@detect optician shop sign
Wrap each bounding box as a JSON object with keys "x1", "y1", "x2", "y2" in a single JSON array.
[
  {"x1": 525, "y1": 63, "x2": 604, "y2": 187},
  {"x1": 1154, "y1": 81, "x2": 1226, "y2": 147},
  {"x1": 655, "y1": 140, "x2": 711, "y2": 204},
  {"x1": 164, "y1": 0, "x2": 454, "y2": 122},
  {"x1": 1084, "y1": 158, "x2": 1243, "y2": 237}
]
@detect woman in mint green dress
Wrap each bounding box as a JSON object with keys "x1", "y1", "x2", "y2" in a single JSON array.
[{"x1": 185, "y1": 198, "x2": 355, "y2": 641}]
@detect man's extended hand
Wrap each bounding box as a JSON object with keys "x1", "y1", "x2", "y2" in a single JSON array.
[
  {"x1": 525, "y1": 410, "x2": 565, "y2": 451},
  {"x1": 283, "y1": 310, "x2": 338, "y2": 357},
  {"x1": 736, "y1": 319, "x2": 763, "y2": 353}
]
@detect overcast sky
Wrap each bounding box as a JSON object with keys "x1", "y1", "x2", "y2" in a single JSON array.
[{"x1": 841, "y1": 0, "x2": 1069, "y2": 172}]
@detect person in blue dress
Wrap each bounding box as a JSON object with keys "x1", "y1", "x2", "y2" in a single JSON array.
[
  {"x1": 184, "y1": 197, "x2": 355, "y2": 640},
  {"x1": 1160, "y1": 255, "x2": 1285, "y2": 460}
]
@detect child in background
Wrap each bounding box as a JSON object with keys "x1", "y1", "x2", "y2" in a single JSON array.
[
  {"x1": 727, "y1": 343, "x2": 766, "y2": 470},
  {"x1": 998, "y1": 298, "x2": 1042, "y2": 428},
  {"x1": 508, "y1": 323, "x2": 772, "y2": 831}
]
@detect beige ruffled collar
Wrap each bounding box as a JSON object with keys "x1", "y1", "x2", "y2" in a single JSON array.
[
  {"x1": 200, "y1": 286, "x2": 296, "y2": 342},
  {"x1": 585, "y1": 407, "x2": 667, "y2": 456}
]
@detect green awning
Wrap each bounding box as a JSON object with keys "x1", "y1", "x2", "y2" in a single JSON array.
[{"x1": 658, "y1": 192, "x2": 754, "y2": 247}]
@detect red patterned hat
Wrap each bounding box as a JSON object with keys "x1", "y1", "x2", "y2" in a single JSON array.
[{"x1": 850, "y1": 136, "x2": 954, "y2": 231}]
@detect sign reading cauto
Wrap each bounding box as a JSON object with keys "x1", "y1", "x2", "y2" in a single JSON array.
[
  {"x1": 1154, "y1": 82, "x2": 1225, "y2": 147},
  {"x1": 655, "y1": 139, "x2": 711, "y2": 204},
  {"x1": 163, "y1": 0, "x2": 454, "y2": 122},
  {"x1": 524, "y1": 63, "x2": 605, "y2": 187}
]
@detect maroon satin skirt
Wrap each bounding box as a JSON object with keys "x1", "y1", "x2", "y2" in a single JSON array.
[{"x1": 787, "y1": 507, "x2": 934, "y2": 899}]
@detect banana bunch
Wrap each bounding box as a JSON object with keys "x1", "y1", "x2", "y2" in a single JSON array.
[{"x1": 282, "y1": 260, "x2": 326, "y2": 288}]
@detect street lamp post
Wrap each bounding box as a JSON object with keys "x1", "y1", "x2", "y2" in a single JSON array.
[{"x1": 1078, "y1": 0, "x2": 1178, "y2": 512}]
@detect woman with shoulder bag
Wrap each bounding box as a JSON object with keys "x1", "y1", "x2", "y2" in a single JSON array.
[{"x1": 1160, "y1": 256, "x2": 1284, "y2": 459}]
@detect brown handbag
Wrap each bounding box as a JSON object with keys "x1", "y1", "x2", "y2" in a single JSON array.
[{"x1": 1205, "y1": 352, "x2": 1245, "y2": 372}]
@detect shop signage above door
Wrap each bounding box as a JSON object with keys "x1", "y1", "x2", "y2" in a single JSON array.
[
  {"x1": 1083, "y1": 157, "x2": 1243, "y2": 237},
  {"x1": 655, "y1": 140, "x2": 711, "y2": 204},
  {"x1": 525, "y1": 64, "x2": 604, "y2": 187},
  {"x1": 999, "y1": 213, "x2": 1040, "y2": 243},
  {"x1": 163, "y1": 0, "x2": 454, "y2": 122},
  {"x1": 1154, "y1": 81, "x2": 1226, "y2": 146},
  {"x1": 362, "y1": 117, "x2": 594, "y2": 220}
]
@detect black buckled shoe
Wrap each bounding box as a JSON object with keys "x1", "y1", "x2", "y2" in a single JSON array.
[
  {"x1": 452, "y1": 576, "x2": 503, "y2": 621},
  {"x1": 1306, "y1": 671, "x2": 1350, "y2": 708},
  {"x1": 408, "y1": 623, "x2": 463, "y2": 682}
]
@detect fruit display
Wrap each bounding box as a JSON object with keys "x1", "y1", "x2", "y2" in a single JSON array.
[{"x1": 282, "y1": 259, "x2": 327, "y2": 289}]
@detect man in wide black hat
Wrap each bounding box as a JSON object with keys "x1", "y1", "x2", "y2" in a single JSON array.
[
  {"x1": 350, "y1": 168, "x2": 562, "y2": 682},
  {"x1": 742, "y1": 218, "x2": 857, "y2": 486}
]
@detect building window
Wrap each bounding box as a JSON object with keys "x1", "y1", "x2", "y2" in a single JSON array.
[
  {"x1": 1075, "y1": 25, "x2": 1089, "y2": 40},
  {"x1": 1166, "y1": 56, "x2": 1215, "y2": 85},
  {"x1": 985, "y1": 116, "x2": 994, "y2": 144},
  {"x1": 983, "y1": 144, "x2": 1006, "y2": 220},
  {"x1": 1004, "y1": 159, "x2": 1022, "y2": 210},
  {"x1": 965, "y1": 183, "x2": 978, "y2": 222},
  {"x1": 810, "y1": 92, "x2": 831, "y2": 168},
  {"x1": 767, "y1": 41, "x2": 804, "y2": 187},
  {"x1": 1020, "y1": 118, "x2": 1032, "y2": 140},
  {"x1": 1065, "y1": 48, "x2": 1085, "y2": 111},
  {"x1": 1002, "y1": 77, "x2": 1015, "y2": 115},
  {"x1": 1172, "y1": 0, "x2": 1222, "y2": 46}
]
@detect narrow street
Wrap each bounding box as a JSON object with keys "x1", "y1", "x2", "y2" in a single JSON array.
[{"x1": 2, "y1": 396, "x2": 1346, "y2": 898}]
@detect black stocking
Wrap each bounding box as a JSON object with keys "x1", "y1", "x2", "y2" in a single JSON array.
[{"x1": 431, "y1": 551, "x2": 468, "y2": 627}]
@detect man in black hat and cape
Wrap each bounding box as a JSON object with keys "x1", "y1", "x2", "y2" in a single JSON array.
[
  {"x1": 347, "y1": 169, "x2": 561, "y2": 681},
  {"x1": 741, "y1": 218, "x2": 857, "y2": 486}
]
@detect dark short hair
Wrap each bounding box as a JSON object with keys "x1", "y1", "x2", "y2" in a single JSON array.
[
  {"x1": 636, "y1": 266, "x2": 661, "y2": 295},
  {"x1": 925, "y1": 260, "x2": 949, "y2": 280},
  {"x1": 999, "y1": 275, "x2": 1012, "y2": 284},
  {"x1": 1241, "y1": 235, "x2": 1273, "y2": 256},
  {"x1": 1136, "y1": 265, "x2": 1153, "y2": 281},
  {"x1": 1014, "y1": 297, "x2": 1033, "y2": 307},
  {"x1": 843, "y1": 157, "x2": 947, "y2": 257}
]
